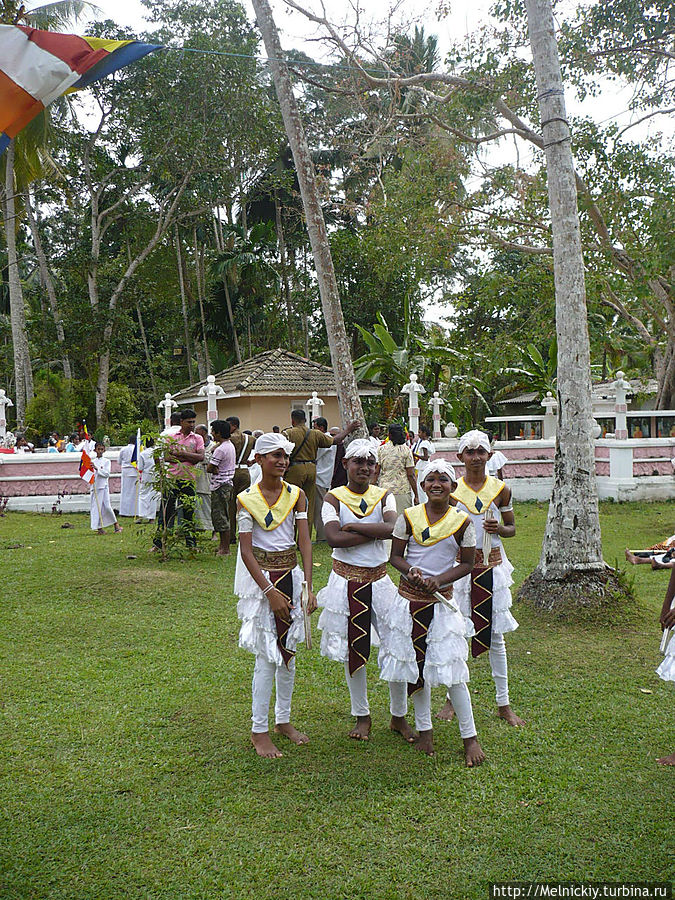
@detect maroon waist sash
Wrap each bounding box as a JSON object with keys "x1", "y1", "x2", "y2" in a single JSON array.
[
  {"x1": 334, "y1": 560, "x2": 388, "y2": 676},
  {"x1": 266, "y1": 567, "x2": 296, "y2": 668},
  {"x1": 470, "y1": 565, "x2": 494, "y2": 658},
  {"x1": 407, "y1": 597, "x2": 436, "y2": 696}
]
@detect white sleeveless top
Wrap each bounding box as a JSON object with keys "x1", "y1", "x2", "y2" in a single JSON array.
[
  {"x1": 323, "y1": 493, "x2": 395, "y2": 568},
  {"x1": 453, "y1": 497, "x2": 502, "y2": 552},
  {"x1": 405, "y1": 532, "x2": 461, "y2": 577},
  {"x1": 237, "y1": 507, "x2": 298, "y2": 552}
]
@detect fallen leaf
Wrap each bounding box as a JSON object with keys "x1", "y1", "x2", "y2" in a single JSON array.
[
  {"x1": 126, "y1": 555, "x2": 138, "y2": 560},
  {"x1": 640, "y1": 688, "x2": 653, "y2": 694},
  {"x1": 313, "y1": 562, "x2": 321, "y2": 567},
  {"x1": 49, "y1": 540, "x2": 56, "y2": 543}
]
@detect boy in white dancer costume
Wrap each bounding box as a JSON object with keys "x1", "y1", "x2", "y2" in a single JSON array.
[
  {"x1": 384, "y1": 460, "x2": 485, "y2": 764},
  {"x1": 437, "y1": 429, "x2": 525, "y2": 727},
  {"x1": 235, "y1": 433, "x2": 317, "y2": 759},
  {"x1": 656, "y1": 566, "x2": 675, "y2": 765},
  {"x1": 90, "y1": 442, "x2": 123, "y2": 535},
  {"x1": 318, "y1": 439, "x2": 400, "y2": 741}
]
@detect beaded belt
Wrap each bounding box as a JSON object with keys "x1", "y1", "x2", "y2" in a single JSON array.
[
  {"x1": 332, "y1": 559, "x2": 387, "y2": 583},
  {"x1": 252, "y1": 547, "x2": 297, "y2": 569},
  {"x1": 474, "y1": 547, "x2": 502, "y2": 568},
  {"x1": 398, "y1": 577, "x2": 453, "y2": 603}
]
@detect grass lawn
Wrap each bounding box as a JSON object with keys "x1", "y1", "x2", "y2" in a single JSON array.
[{"x1": 0, "y1": 501, "x2": 673, "y2": 899}]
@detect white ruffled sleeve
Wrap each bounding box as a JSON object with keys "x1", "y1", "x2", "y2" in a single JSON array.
[
  {"x1": 237, "y1": 507, "x2": 253, "y2": 533},
  {"x1": 392, "y1": 514, "x2": 409, "y2": 540},
  {"x1": 460, "y1": 521, "x2": 476, "y2": 547},
  {"x1": 321, "y1": 501, "x2": 340, "y2": 525}
]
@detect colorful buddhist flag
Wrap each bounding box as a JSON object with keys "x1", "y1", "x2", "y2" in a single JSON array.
[
  {"x1": 0, "y1": 24, "x2": 161, "y2": 154},
  {"x1": 79, "y1": 448, "x2": 95, "y2": 484}
]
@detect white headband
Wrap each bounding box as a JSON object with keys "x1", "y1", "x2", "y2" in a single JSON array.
[
  {"x1": 344, "y1": 438, "x2": 377, "y2": 461},
  {"x1": 421, "y1": 459, "x2": 456, "y2": 482},
  {"x1": 458, "y1": 430, "x2": 491, "y2": 454},
  {"x1": 254, "y1": 433, "x2": 295, "y2": 456}
]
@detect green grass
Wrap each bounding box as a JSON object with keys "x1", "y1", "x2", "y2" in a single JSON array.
[{"x1": 0, "y1": 502, "x2": 673, "y2": 899}]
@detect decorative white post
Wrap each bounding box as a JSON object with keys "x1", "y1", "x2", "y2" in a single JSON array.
[
  {"x1": 158, "y1": 392, "x2": 178, "y2": 429},
  {"x1": 608, "y1": 370, "x2": 634, "y2": 488},
  {"x1": 0, "y1": 389, "x2": 13, "y2": 440},
  {"x1": 306, "y1": 391, "x2": 324, "y2": 425},
  {"x1": 613, "y1": 370, "x2": 631, "y2": 440},
  {"x1": 430, "y1": 391, "x2": 444, "y2": 440},
  {"x1": 401, "y1": 373, "x2": 426, "y2": 437},
  {"x1": 198, "y1": 375, "x2": 226, "y2": 422},
  {"x1": 541, "y1": 391, "x2": 557, "y2": 440}
]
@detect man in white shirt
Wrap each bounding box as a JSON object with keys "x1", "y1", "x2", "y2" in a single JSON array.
[{"x1": 313, "y1": 418, "x2": 338, "y2": 541}]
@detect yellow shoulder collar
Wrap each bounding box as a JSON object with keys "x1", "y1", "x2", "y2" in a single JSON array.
[
  {"x1": 451, "y1": 475, "x2": 504, "y2": 515},
  {"x1": 330, "y1": 484, "x2": 388, "y2": 518},
  {"x1": 238, "y1": 481, "x2": 301, "y2": 530},
  {"x1": 403, "y1": 503, "x2": 468, "y2": 546}
]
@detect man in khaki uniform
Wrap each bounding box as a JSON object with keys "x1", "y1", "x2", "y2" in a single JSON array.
[
  {"x1": 226, "y1": 416, "x2": 253, "y2": 542},
  {"x1": 283, "y1": 409, "x2": 359, "y2": 534}
]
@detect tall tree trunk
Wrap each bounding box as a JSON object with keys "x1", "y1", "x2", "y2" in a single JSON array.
[
  {"x1": 525, "y1": 0, "x2": 604, "y2": 581},
  {"x1": 175, "y1": 227, "x2": 194, "y2": 383},
  {"x1": 222, "y1": 277, "x2": 243, "y2": 364},
  {"x1": 24, "y1": 186, "x2": 72, "y2": 379},
  {"x1": 252, "y1": 0, "x2": 365, "y2": 428},
  {"x1": 3, "y1": 140, "x2": 33, "y2": 427},
  {"x1": 193, "y1": 227, "x2": 211, "y2": 374},
  {"x1": 135, "y1": 299, "x2": 159, "y2": 411},
  {"x1": 274, "y1": 194, "x2": 293, "y2": 351}
]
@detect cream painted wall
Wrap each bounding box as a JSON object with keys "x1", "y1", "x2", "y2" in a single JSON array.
[{"x1": 192, "y1": 395, "x2": 343, "y2": 432}]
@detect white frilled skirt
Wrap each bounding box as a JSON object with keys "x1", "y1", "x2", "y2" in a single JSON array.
[
  {"x1": 234, "y1": 549, "x2": 305, "y2": 666},
  {"x1": 454, "y1": 553, "x2": 519, "y2": 636},
  {"x1": 317, "y1": 570, "x2": 396, "y2": 663},
  {"x1": 657, "y1": 634, "x2": 675, "y2": 682},
  {"x1": 375, "y1": 580, "x2": 471, "y2": 687}
]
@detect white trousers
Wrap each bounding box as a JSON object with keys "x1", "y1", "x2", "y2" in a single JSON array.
[
  {"x1": 251, "y1": 654, "x2": 295, "y2": 733},
  {"x1": 389, "y1": 681, "x2": 477, "y2": 738},
  {"x1": 344, "y1": 662, "x2": 370, "y2": 717},
  {"x1": 447, "y1": 632, "x2": 510, "y2": 707}
]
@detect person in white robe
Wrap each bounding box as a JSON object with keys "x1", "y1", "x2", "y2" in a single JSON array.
[
  {"x1": 117, "y1": 433, "x2": 139, "y2": 517},
  {"x1": 91, "y1": 443, "x2": 122, "y2": 534},
  {"x1": 137, "y1": 439, "x2": 160, "y2": 521}
]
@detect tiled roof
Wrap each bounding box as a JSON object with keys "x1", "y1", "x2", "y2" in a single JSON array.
[{"x1": 172, "y1": 349, "x2": 380, "y2": 402}]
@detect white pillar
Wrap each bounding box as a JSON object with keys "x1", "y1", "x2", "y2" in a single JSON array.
[
  {"x1": 541, "y1": 391, "x2": 557, "y2": 440},
  {"x1": 306, "y1": 391, "x2": 324, "y2": 426},
  {"x1": 158, "y1": 392, "x2": 178, "y2": 429},
  {"x1": 0, "y1": 389, "x2": 13, "y2": 440},
  {"x1": 430, "y1": 391, "x2": 444, "y2": 440},
  {"x1": 613, "y1": 370, "x2": 631, "y2": 440},
  {"x1": 401, "y1": 374, "x2": 425, "y2": 436},
  {"x1": 198, "y1": 375, "x2": 226, "y2": 422}
]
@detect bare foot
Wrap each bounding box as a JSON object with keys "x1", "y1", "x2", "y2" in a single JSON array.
[
  {"x1": 251, "y1": 731, "x2": 283, "y2": 758},
  {"x1": 413, "y1": 729, "x2": 435, "y2": 756},
  {"x1": 390, "y1": 715, "x2": 417, "y2": 743},
  {"x1": 274, "y1": 723, "x2": 309, "y2": 744},
  {"x1": 657, "y1": 751, "x2": 675, "y2": 766},
  {"x1": 114, "y1": 525, "x2": 123, "y2": 533},
  {"x1": 463, "y1": 736, "x2": 486, "y2": 767},
  {"x1": 97, "y1": 528, "x2": 105, "y2": 535},
  {"x1": 498, "y1": 705, "x2": 526, "y2": 727},
  {"x1": 625, "y1": 548, "x2": 639, "y2": 565},
  {"x1": 216, "y1": 549, "x2": 230, "y2": 557},
  {"x1": 348, "y1": 715, "x2": 371, "y2": 741},
  {"x1": 436, "y1": 698, "x2": 455, "y2": 721}
]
